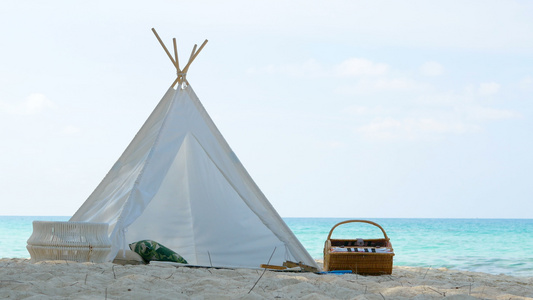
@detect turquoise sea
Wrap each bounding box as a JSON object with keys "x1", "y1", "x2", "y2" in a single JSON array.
[{"x1": 2, "y1": 217, "x2": 532, "y2": 277}]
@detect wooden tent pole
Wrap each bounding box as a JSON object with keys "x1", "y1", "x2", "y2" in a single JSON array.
[
  {"x1": 169, "y1": 77, "x2": 180, "y2": 89},
  {"x1": 193, "y1": 40, "x2": 208, "y2": 61},
  {"x1": 189, "y1": 44, "x2": 198, "y2": 62},
  {"x1": 182, "y1": 39, "x2": 208, "y2": 73},
  {"x1": 151, "y1": 28, "x2": 178, "y2": 70},
  {"x1": 152, "y1": 28, "x2": 207, "y2": 88},
  {"x1": 172, "y1": 38, "x2": 180, "y2": 72}
]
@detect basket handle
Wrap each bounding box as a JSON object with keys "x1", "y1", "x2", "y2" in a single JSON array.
[{"x1": 326, "y1": 220, "x2": 390, "y2": 241}]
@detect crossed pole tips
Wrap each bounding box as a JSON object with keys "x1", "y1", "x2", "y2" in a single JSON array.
[{"x1": 151, "y1": 28, "x2": 208, "y2": 89}]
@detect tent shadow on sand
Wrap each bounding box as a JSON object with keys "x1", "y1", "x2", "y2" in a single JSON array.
[{"x1": 70, "y1": 28, "x2": 318, "y2": 271}]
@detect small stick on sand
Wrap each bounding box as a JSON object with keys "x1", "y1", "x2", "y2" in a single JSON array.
[
  {"x1": 164, "y1": 271, "x2": 175, "y2": 279},
  {"x1": 0, "y1": 280, "x2": 24, "y2": 284},
  {"x1": 423, "y1": 266, "x2": 432, "y2": 279},
  {"x1": 427, "y1": 287, "x2": 445, "y2": 296},
  {"x1": 248, "y1": 247, "x2": 277, "y2": 294}
]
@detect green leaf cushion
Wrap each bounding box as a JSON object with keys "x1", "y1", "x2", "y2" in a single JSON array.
[{"x1": 129, "y1": 240, "x2": 188, "y2": 264}]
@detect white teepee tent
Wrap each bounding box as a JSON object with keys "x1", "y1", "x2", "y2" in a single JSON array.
[{"x1": 70, "y1": 29, "x2": 318, "y2": 270}]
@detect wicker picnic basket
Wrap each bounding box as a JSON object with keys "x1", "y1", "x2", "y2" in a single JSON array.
[{"x1": 323, "y1": 220, "x2": 394, "y2": 275}]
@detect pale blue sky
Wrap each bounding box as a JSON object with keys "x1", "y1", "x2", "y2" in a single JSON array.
[{"x1": 1, "y1": 1, "x2": 532, "y2": 218}]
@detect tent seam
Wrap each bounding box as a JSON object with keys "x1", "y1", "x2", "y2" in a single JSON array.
[
  {"x1": 116, "y1": 87, "x2": 180, "y2": 239},
  {"x1": 181, "y1": 134, "x2": 199, "y2": 264}
]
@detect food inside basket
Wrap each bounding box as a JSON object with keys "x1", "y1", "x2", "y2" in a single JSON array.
[
  {"x1": 329, "y1": 238, "x2": 393, "y2": 253},
  {"x1": 330, "y1": 247, "x2": 393, "y2": 253}
]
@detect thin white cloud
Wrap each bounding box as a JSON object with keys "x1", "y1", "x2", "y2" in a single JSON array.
[
  {"x1": 352, "y1": 104, "x2": 521, "y2": 141},
  {"x1": 478, "y1": 82, "x2": 501, "y2": 96},
  {"x1": 463, "y1": 106, "x2": 521, "y2": 121},
  {"x1": 419, "y1": 61, "x2": 444, "y2": 76},
  {"x1": 246, "y1": 59, "x2": 324, "y2": 77},
  {"x1": 0, "y1": 93, "x2": 55, "y2": 115},
  {"x1": 248, "y1": 57, "x2": 390, "y2": 79},
  {"x1": 346, "y1": 86, "x2": 521, "y2": 141},
  {"x1": 356, "y1": 117, "x2": 479, "y2": 140},
  {"x1": 344, "y1": 105, "x2": 377, "y2": 115},
  {"x1": 337, "y1": 77, "x2": 427, "y2": 94},
  {"x1": 364, "y1": 78, "x2": 422, "y2": 90},
  {"x1": 335, "y1": 58, "x2": 389, "y2": 76},
  {"x1": 249, "y1": 56, "x2": 432, "y2": 94},
  {"x1": 415, "y1": 92, "x2": 469, "y2": 106}
]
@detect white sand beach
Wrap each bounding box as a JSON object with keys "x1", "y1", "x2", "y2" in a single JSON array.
[{"x1": 1, "y1": 258, "x2": 532, "y2": 299}]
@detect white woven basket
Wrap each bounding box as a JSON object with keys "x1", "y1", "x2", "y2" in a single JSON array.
[{"x1": 27, "y1": 221, "x2": 112, "y2": 263}]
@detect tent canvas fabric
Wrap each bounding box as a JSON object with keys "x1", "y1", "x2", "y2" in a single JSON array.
[{"x1": 70, "y1": 84, "x2": 318, "y2": 270}]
